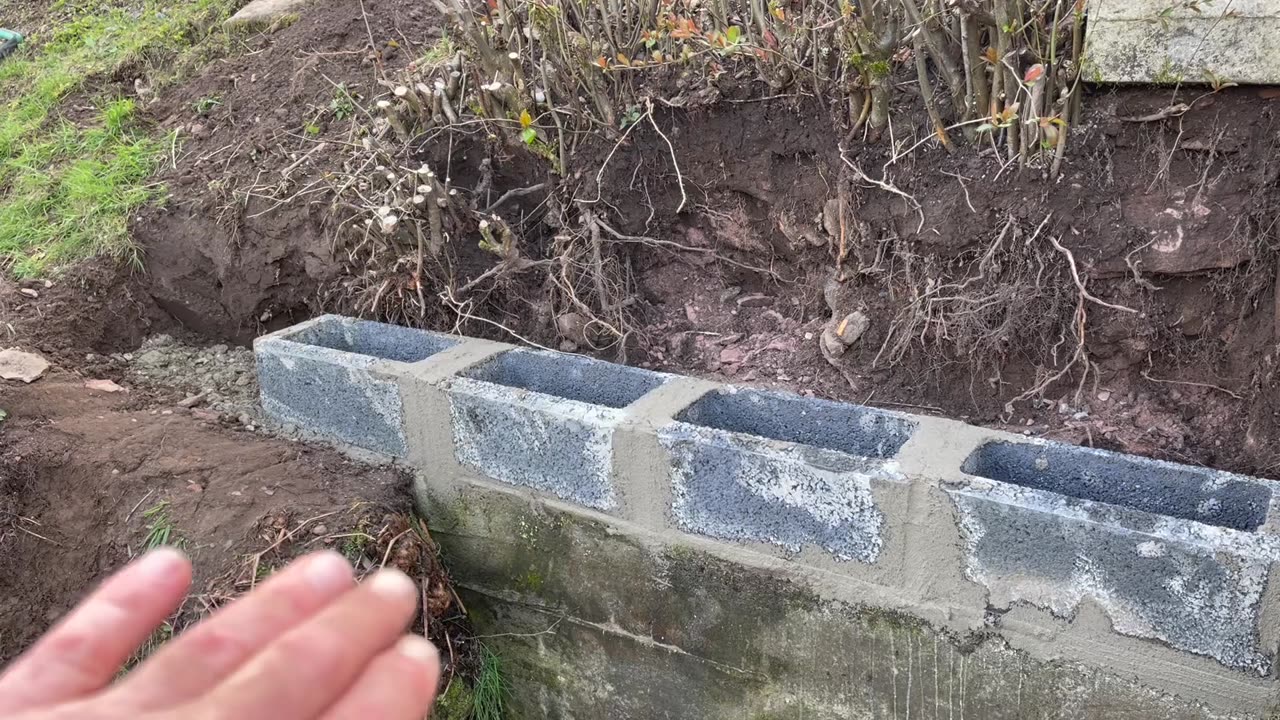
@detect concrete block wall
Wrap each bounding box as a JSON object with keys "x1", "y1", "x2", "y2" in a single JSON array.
[{"x1": 256, "y1": 315, "x2": 1280, "y2": 715}]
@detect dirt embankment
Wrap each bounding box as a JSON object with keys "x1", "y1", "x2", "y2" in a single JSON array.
[{"x1": 126, "y1": 0, "x2": 1280, "y2": 482}]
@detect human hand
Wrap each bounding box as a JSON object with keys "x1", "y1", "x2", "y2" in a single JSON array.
[{"x1": 0, "y1": 549, "x2": 440, "y2": 719}]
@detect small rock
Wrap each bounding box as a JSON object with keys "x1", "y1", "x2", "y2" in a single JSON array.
[
  {"x1": 189, "y1": 123, "x2": 210, "y2": 139},
  {"x1": 1097, "y1": 390, "x2": 1112, "y2": 402},
  {"x1": 111, "y1": 469, "x2": 120, "y2": 476},
  {"x1": 192, "y1": 409, "x2": 221, "y2": 422},
  {"x1": 719, "y1": 346, "x2": 748, "y2": 364},
  {"x1": 832, "y1": 311, "x2": 870, "y2": 346},
  {"x1": 820, "y1": 327, "x2": 847, "y2": 359},
  {"x1": 161, "y1": 410, "x2": 173, "y2": 415},
  {"x1": 18, "y1": 288, "x2": 37, "y2": 298},
  {"x1": 310, "y1": 524, "x2": 329, "y2": 536},
  {"x1": 234, "y1": 375, "x2": 252, "y2": 387},
  {"x1": 237, "y1": 413, "x2": 252, "y2": 425},
  {"x1": 84, "y1": 379, "x2": 127, "y2": 393},
  {"x1": 210, "y1": 344, "x2": 229, "y2": 355},
  {"x1": 736, "y1": 293, "x2": 773, "y2": 308},
  {"x1": 178, "y1": 393, "x2": 206, "y2": 408},
  {"x1": 0, "y1": 349, "x2": 50, "y2": 383},
  {"x1": 718, "y1": 287, "x2": 741, "y2": 303}
]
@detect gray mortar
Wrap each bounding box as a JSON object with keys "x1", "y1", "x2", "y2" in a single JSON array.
[
  {"x1": 964, "y1": 439, "x2": 1274, "y2": 531},
  {"x1": 947, "y1": 478, "x2": 1280, "y2": 675}
]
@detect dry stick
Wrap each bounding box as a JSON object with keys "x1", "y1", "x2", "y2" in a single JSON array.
[
  {"x1": 247, "y1": 511, "x2": 342, "y2": 589},
  {"x1": 1141, "y1": 370, "x2": 1243, "y2": 400},
  {"x1": 901, "y1": 0, "x2": 965, "y2": 115},
  {"x1": 645, "y1": 98, "x2": 687, "y2": 214},
  {"x1": 594, "y1": 219, "x2": 778, "y2": 277},
  {"x1": 913, "y1": 33, "x2": 952, "y2": 151},
  {"x1": 537, "y1": 59, "x2": 569, "y2": 174},
  {"x1": 483, "y1": 183, "x2": 548, "y2": 213},
  {"x1": 379, "y1": 529, "x2": 411, "y2": 570},
  {"x1": 125, "y1": 489, "x2": 156, "y2": 524}
]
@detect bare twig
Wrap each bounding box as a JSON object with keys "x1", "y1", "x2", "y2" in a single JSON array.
[
  {"x1": 1142, "y1": 370, "x2": 1243, "y2": 400},
  {"x1": 482, "y1": 183, "x2": 548, "y2": 213},
  {"x1": 839, "y1": 147, "x2": 925, "y2": 233}
]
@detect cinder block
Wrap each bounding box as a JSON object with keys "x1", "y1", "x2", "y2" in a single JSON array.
[
  {"x1": 256, "y1": 315, "x2": 458, "y2": 456},
  {"x1": 447, "y1": 348, "x2": 669, "y2": 510},
  {"x1": 949, "y1": 439, "x2": 1280, "y2": 675},
  {"x1": 657, "y1": 387, "x2": 916, "y2": 563}
]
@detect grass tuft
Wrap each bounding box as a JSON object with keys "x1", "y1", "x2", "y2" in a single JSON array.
[
  {"x1": 472, "y1": 645, "x2": 508, "y2": 720},
  {"x1": 142, "y1": 500, "x2": 179, "y2": 550}
]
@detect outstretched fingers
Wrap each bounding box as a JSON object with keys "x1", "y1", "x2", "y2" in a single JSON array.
[
  {"x1": 319, "y1": 635, "x2": 441, "y2": 720},
  {"x1": 185, "y1": 568, "x2": 423, "y2": 720},
  {"x1": 114, "y1": 551, "x2": 355, "y2": 711}
]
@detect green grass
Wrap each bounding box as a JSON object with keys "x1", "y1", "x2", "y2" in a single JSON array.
[
  {"x1": 473, "y1": 646, "x2": 508, "y2": 720},
  {"x1": 141, "y1": 500, "x2": 180, "y2": 549},
  {"x1": 0, "y1": 0, "x2": 237, "y2": 277}
]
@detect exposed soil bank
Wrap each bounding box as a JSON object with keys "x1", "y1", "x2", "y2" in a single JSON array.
[{"x1": 130, "y1": 1, "x2": 1280, "y2": 482}]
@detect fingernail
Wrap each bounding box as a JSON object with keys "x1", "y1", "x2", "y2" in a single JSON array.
[
  {"x1": 136, "y1": 547, "x2": 188, "y2": 580},
  {"x1": 368, "y1": 569, "x2": 417, "y2": 603},
  {"x1": 304, "y1": 552, "x2": 354, "y2": 594},
  {"x1": 396, "y1": 634, "x2": 440, "y2": 664}
]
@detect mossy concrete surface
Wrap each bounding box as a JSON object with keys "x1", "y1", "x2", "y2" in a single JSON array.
[
  {"x1": 257, "y1": 317, "x2": 1280, "y2": 716},
  {"x1": 419, "y1": 482, "x2": 1247, "y2": 720},
  {"x1": 1087, "y1": 0, "x2": 1280, "y2": 85}
]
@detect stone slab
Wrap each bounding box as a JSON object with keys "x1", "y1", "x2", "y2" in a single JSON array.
[
  {"x1": 224, "y1": 0, "x2": 311, "y2": 29},
  {"x1": 1087, "y1": 0, "x2": 1280, "y2": 85}
]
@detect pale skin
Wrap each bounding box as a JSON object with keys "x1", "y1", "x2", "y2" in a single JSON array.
[{"x1": 0, "y1": 549, "x2": 441, "y2": 719}]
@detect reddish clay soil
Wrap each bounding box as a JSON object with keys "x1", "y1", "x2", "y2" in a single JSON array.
[
  {"x1": 1, "y1": 273, "x2": 477, "y2": 679},
  {"x1": 0, "y1": 366, "x2": 410, "y2": 660}
]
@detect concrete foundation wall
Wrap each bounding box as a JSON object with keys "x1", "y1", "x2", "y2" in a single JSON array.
[{"x1": 256, "y1": 316, "x2": 1280, "y2": 718}]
